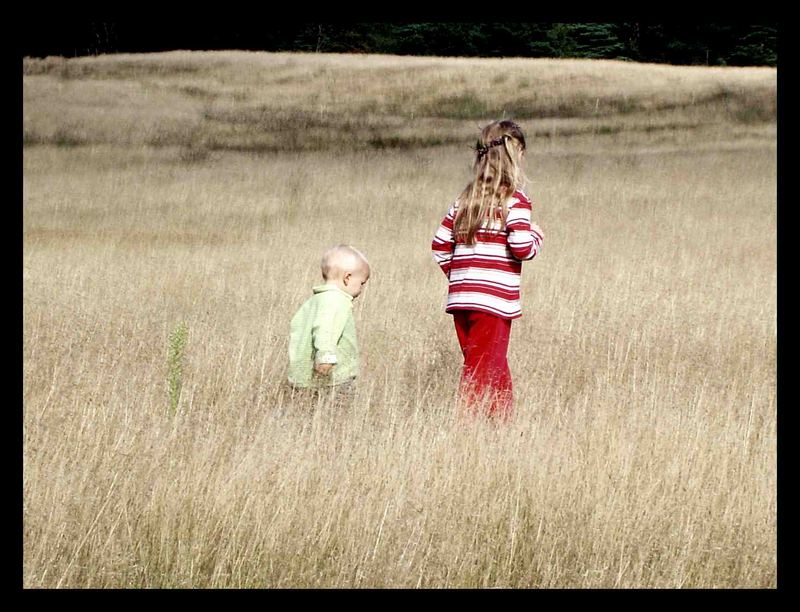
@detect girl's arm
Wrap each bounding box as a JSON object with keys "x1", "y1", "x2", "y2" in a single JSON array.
[
  {"x1": 507, "y1": 196, "x2": 543, "y2": 261},
  {"x1": 431, "y1": 204, "x2": 457, "y2": 276}
]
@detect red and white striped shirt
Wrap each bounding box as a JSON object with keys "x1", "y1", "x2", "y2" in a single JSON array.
[{"x1": 431, "y1": 189, "x2": 542, "y2": 319}]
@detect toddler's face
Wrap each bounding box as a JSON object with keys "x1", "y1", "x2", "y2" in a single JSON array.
[{"x1": 343, "y1": 265, "x2": 370, "y2": 299}]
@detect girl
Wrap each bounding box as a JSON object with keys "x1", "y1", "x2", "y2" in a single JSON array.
[{"x1": 431, "y1": 120, "x2": 544, "y2": 419}]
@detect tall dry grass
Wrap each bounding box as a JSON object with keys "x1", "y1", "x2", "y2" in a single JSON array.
[
  {"x1": 23, "y1": 51, "x2": 776, "y2": 588},
  {"x1": 23, "y1": 50, "x2": 776, "y2": 152}
]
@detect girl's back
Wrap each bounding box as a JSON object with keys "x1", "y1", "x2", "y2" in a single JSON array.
[
  {"x1": 430, "y1": 119, "x2": 544, "y2": 418},
  {"x1": 434, "y1": 188, "x2": 540, "y2": 319}
]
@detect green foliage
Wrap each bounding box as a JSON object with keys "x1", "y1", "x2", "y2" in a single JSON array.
[
  {"x1": 547, "y1": 24, "x2": 579, "y2": 58},
  {"x1": 728, "y1": 28, "x2": 778, "y2": 66},
  {"x1": 24, "y1": 22, "x2": 778, "y2": 67},
  {"x1": 167, "y1": 322, "x2": 189, "y2": 414},
  {"x1": 318, "y1": 23, "x2": 777, "y2": 66},
  {"x1": 571, "y1": 23, "x2": 629, "y2": 59}
]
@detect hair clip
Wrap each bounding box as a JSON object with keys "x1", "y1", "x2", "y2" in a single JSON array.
[{"x1": 475, "y1": 136, "x2": 508, "y2": 159}]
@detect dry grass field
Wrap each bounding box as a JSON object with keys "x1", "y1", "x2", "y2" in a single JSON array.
[{"x1": 23, "y1": 51, "x2": 776, "y2": 588}]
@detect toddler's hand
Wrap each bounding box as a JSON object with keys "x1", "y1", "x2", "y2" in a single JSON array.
[{"x1": 315, "y1": 363, "x2": 334, "y2": 376}]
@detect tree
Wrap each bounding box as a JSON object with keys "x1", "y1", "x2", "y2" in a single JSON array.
[
  {"x1": 19, "y1": 21, "x2": 777, "y2": 66},
  {"x1": 727, "y1": 25, "x2": 777, "y2": 66},
  {"x1": 568, "y1": 23, "x2": 628, "y2": 59}
]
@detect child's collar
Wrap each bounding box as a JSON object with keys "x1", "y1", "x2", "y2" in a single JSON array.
[{"x1": 312, "y1": 283, "x2": 353, "y2": 300}]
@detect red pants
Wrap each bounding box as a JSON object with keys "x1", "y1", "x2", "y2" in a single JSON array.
[{"x1": 452, "y1": 310, "x2": 513, "y2": 418}]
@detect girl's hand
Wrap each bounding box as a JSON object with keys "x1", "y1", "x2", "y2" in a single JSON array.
[{"x1": 315, "y1": 363, "x2": 334, "y2": 376}]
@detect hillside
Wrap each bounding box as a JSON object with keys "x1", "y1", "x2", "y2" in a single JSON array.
[{"x1": 23, "y1": 51, "x2": 777, "y2": 154}]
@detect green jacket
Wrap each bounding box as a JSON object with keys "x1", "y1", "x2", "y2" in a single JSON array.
[{"x1": 288, "y1": 284, "x2": 359, "y2": 388}]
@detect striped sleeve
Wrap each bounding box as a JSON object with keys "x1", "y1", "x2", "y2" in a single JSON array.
[
  {"x1": 506, "y1": 194, "x2": 542, "y2": 261},
  {"x1": 431, "y1": 204, "x2": 457, "y2": 276}
]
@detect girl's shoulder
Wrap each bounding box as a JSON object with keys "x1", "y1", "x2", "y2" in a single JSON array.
[{"x1": 509, "y1": 189, "x2": 532, "y2": 209}]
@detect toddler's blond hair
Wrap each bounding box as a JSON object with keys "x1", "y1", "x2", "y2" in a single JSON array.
[{"x1": 321, "y1": 244, "x2": 370, "y2": 280}]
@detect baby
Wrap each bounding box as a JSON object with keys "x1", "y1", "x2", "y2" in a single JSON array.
[{"x1": 287, "y1": 244, "x2": 370, "y2": 402}]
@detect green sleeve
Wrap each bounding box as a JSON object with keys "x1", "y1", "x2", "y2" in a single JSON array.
[{"x1": 311, "y1": 294, "x2": 351, "y2": 364}]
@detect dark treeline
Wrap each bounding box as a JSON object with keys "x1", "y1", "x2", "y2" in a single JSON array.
[{"x1": 22, "y1": 22, "x2": 778, "y2": 67}]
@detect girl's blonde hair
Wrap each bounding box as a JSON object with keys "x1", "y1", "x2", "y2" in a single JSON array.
[{"x1": 453, "y1": 120, "x2": 527, "y2": 245}]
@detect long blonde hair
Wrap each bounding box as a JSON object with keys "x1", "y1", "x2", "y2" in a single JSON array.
[{"x1": 453, "y1": 120, "x2": 527, "y2": 245}]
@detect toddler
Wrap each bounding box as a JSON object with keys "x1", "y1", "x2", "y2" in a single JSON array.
[{"x1": 288, "y1": 244, "x2": 370, "y2": 403}]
